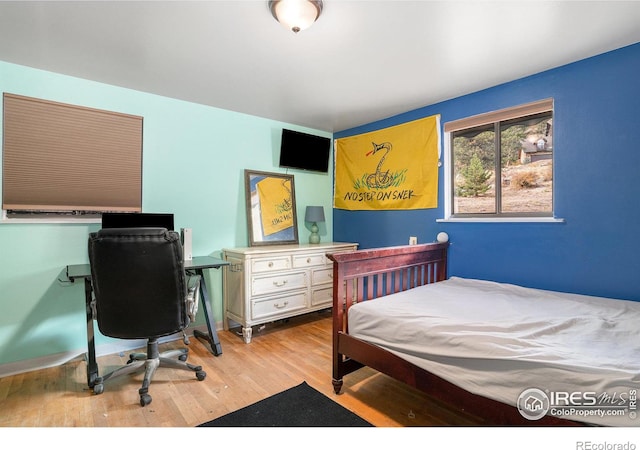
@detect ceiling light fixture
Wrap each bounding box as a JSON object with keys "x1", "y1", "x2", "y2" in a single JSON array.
[{"x1": 269, "y1": 0, "x2": 323, "y2": 33}]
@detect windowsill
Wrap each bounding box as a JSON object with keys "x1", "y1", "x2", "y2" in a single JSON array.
[
  {"x1": 437, "y1": 217, "x2": 565, "y2": 223},
  {"x1": 0, "y1": 217, "x2": 101, "y2": 224},
  {"x1": 1, "y1": 210, "x2": 101, "y2": 224}
]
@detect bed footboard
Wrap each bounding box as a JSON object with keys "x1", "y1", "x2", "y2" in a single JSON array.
[{"x1": 327, "y1": 242, "x2": 448, "y2": 392}]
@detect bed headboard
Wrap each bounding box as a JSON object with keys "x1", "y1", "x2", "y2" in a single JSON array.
[{"x1": 328, "y1": 242, "x2": 449, "y2": 331}]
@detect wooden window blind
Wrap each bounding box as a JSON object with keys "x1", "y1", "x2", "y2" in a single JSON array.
[
  {"x1": 443, "y1": 98, "x2": 553, "y2": 133},
  {"x1": 2, "y1": 93, "x2": 143, "y2": 217}
]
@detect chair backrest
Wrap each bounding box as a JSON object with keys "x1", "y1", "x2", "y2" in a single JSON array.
[{"x1": 88, "y1": 227, "x2": 188, "y2": 339}]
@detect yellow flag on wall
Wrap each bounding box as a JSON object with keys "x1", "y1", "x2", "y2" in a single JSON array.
[
  {"x1": 257, "y1": 177, "x2": 294, "y2": 236},
  {"x1": 334, "y1": 115, "x2": 440, "y2": 210}
]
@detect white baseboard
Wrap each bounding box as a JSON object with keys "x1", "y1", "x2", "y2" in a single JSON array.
[{"x1": 0, "y1": 324, "x2": 213, "y2": 379}]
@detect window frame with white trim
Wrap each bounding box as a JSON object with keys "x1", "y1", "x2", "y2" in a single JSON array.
[{"x1": 440, "y1": 98, "x2": 563, "y2": 223}]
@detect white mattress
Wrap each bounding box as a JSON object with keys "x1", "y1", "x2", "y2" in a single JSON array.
[{"x1": 348, "y1": 276, "x2": 640, "y2": 426}]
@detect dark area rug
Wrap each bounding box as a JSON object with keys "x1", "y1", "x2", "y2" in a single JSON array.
[{"x1": 198, "y1": 381, "x2": 373, "y2": 427}]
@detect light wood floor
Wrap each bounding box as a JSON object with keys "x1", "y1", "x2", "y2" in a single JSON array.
[{"x1": 0, "y1": 310, "x2": 485, "y2": 427}]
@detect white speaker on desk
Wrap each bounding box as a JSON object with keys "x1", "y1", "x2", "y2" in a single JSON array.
[{"x1": 181, "y1": 228, "x2": 193, "y2": 261}]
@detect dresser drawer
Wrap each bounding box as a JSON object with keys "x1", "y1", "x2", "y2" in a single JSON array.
[
  {"x1": 311, "y1": 267, "x2": 333, "y2": 285},
  {"x1": 252, "y1": 256, "x2": 291, "y2": 273},
  {"x1": 251, "y1": 271, "x2": 307, "y2": 296},
  {"x1": 251, "y1": 291, "x2": 308, "y2": 320},
  {"x1": 292, "y1": 253, "x2": 326, "y2": 268},
  {"x1": 311, "y1": 285, "x2": 333, "y2": 306}
]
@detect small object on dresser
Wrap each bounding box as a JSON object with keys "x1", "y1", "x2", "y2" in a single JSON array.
[{"x1": 305, "y1": 206, "x2": 325, "y2": 244}]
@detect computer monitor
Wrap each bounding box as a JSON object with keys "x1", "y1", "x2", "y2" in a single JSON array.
[{"x1": 101, "y1": 212, "x2": 174, "y2": 231}]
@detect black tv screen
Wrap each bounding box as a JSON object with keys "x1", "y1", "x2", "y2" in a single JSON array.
[
  {"x1": 101, "y1": 212, "x2": 174, "y2": 231},
  {"x1": 278, "y1": 129, "x2": 331, "y2": 173}
]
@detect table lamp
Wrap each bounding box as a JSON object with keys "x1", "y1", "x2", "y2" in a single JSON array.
[{"x1": 305, "y1": 206, "x2": 325, "y2": 244}]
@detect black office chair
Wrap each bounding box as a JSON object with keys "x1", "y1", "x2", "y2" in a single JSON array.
[{"x1": 88, "y1": 227, "x2": 206, "y2": 406}]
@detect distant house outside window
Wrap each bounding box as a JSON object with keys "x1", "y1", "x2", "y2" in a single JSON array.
[{"x1": 443, "y1": 99, "x2": 554, "y2": 220}]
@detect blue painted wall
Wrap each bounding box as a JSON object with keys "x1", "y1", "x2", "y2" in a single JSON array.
[
  {"x1": 334, "y1": 42, "x2": 640, "y2": 302},
  {"x1": 0, "y1": 61, "x2": 334, "y2": 368}
]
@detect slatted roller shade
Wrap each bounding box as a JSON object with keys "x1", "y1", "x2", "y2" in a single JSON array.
[{"x1": 2, "y1": 93, "x2": 143, "y2": 215}]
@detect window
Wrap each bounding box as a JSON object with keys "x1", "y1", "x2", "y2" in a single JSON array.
[
  {"x1": 2, "y1": 93, "x2": 143, "y2": 221},
  {"x1": 443, "y1": 99, "x2": 554, "y2": 219}
]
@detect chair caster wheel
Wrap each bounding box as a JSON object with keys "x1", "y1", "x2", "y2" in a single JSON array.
[
  {"x1": 93, "y1": 383, "x2": 104, "y2": 395},
  {"x1": 179, "y1": 354, "x2": 188, "y2": 362},
  {"x1": 140, "y1": 393, "x2": 152, "y2": 406},
  {"x1": 196, "y1": 370, "x2": 206, "y2": 381}
]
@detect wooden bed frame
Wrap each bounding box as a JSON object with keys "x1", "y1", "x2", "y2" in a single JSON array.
[{"x1": 328, "y1": 242, "x2": 581, "y2": 426}]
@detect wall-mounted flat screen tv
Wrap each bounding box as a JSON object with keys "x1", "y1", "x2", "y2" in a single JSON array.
[{"x1": 278, "y1": 129, "x2": 331, "y2": 173}]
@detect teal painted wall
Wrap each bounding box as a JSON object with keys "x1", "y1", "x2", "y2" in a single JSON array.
[{"x1": 0, "y1": 61, "x2": 335, "y2": 367}]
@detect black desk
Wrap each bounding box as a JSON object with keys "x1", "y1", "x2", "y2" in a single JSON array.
[{"x1": 65, "y1": 256, "x2": 229, "y2": 388}]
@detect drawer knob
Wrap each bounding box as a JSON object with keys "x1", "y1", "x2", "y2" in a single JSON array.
[
  {"x1": 268, "y1": 262, "x2": 274, "y2": 268},
  {"x1": 274, "y1": 301, "x2": 289, "y2": 309},
  {"x1": 307, "y1": 257, "x2": 311, "y2": 263},
  {"x1": 273, "y1": 280, "x2": 288, "y2": 287}
]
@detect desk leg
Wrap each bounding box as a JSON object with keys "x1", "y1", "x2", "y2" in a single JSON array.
[
  {"x1": 84, "y1": 278, "x2": 99, "y2": 388},
  {"x1": 192, "y1": 268, "x2": 223, "y2": 356}
]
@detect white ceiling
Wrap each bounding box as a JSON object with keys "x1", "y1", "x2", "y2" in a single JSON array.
[{"x1": 1, "y1": 1, "x2": 640, "y2": 132}]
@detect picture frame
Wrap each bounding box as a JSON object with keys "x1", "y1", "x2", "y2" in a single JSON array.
[{"x1": 244, "y1": 169, "x2": 298, "y2": 246}]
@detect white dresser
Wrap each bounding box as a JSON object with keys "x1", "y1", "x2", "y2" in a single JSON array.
[{"x1": 222, "y1": 242, "x2": 357, "y2": 343}]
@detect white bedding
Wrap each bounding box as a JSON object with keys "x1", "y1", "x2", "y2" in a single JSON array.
[{"x1": 348, "y1": 276, "x2": 640, "y2": 426}]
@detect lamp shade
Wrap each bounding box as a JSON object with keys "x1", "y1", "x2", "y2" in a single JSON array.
[
  {"x1": 269, "y1": 0, "x2": 323, "y2": 33},
  {"x1": 305, "y1": 206, "x2": 325, "y2": 223}
]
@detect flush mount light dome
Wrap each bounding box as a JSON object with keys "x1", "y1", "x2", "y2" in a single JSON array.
[{"x1": 269, "y1": 0, "x2": 323, "y2": 33}]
